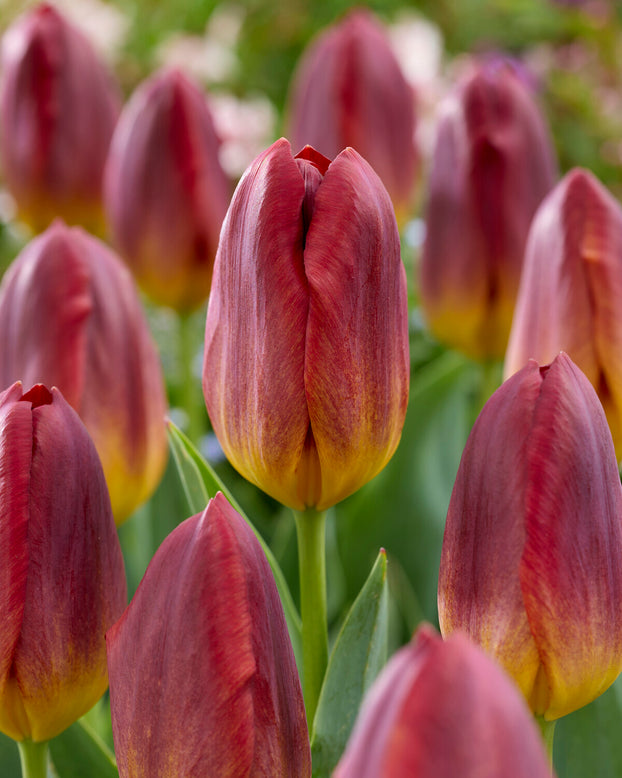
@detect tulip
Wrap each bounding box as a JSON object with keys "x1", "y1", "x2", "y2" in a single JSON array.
[
  {"x1": 438, "y1": 353, "x2": 622, "y2": 720},
  {"x1": 106, "y1": 492, "x2": 311, "y2": 777},
  {"x1": 0, "y1": 3, "x2": 121, "y2": 233},
  {"x1": 286, "y1": 9, "x2": 418, "y2": 223},
  {"x1": 505, "y1": 168, "x2": 622, "y2": 459},
  {"x1": 419, "y1": 58, "x2": 557, "y2": 361},
  {"x1": 104, "y1": 68, "x2": 231, "y2": 312},
  {"x1": 0, "y1": 221, "x2": 168, "y2": 524},
  {"x1": 334, "y1": 624, "x2": 553, "y2": 778},
  {"x1": 0, "y1": 381, "x2": 126, "y2": 743},
  {"x1": 202, "y1": 138, "x2": 409, "y2": 511}
]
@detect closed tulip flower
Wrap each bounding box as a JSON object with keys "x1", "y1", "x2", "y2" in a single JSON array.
[
  {"x1": 286, "y1": 9, "x2": 418, "y2": 223},
  {"x1": 203, "y1": 138, "x2": 409, "y2": 511},
  {"x1": 0, "y1": 3, "x2": 121, "y2": 233},
  {"x1": 0, "y1": 221, "x2": 168, "y2": 524},
  {"x1": 0, "y1": 381, "x2": 126, "y2": 744},
  {"x1": 107, "y1": 492, "x2": 311, "y2": 777},
  {"x1": 104, "y1": 68, "x2": 231, "y2": 311},
  {"x1": 419, "y1": 59, "x2": 557, "y2": 360},
  {"x1": 438, "y1": 353, "x2": 622, "y2": 721},
  {"x1": 505, "y1": 168, "x2": 622, "y2": 459},
  {"x1": 334, "y1": 624, "x2": 552, "y2": 778}
]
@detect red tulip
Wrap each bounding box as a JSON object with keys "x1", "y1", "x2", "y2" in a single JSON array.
[
  {"x1": 107, "y1": 492, "x2": 311, "y2": 777},
  {"x1": 419, "y1": 58, "x2": 557, "y2": 360},
  {"x1": 0, "y1": 221, "x2": 168, "y2": 524},
  {"x1": 438, "y1": 353, "x2": 622, "y2": 720},
  {"x1": 104, "y1": 67, "x2": 231, "y2": 311},
  {"x1": 0, "y1": 3, "x2": 121, "y2": 233},
  {"x1": 505, "y1": 167, "x2": 622, "y2": 459},
  {"x1": 287, "y1": 9, "x2": 418, "y2": 223},
  {"x1": 0, "y1": 381, "x2": 126, "y2": 743},
  {"x1": 203, "y1": 138, "x2": 409, "y2": 511},
  {"x1": 334, "y1": 624, "x2": 553, "y2": 778}
]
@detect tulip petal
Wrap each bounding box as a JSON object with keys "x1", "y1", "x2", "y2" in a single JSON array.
[
  {"x1": 107, "y1": 493, "x2": 310, "y2": 777},
  {"x1": 506, "y1": 168, "x2": 622, "y2": 460},
  {"x1": 304, "y1": 147, "x2": 409, "y2": 509},
  {"x1": 520, "y1": 354, "x2": 622, "y2": 719},
  {"x1": 438, "y1": 360, "x2": 543, "y2": 699},
  {"x1": 203, "y1": 138, "x2": 311, "y2": 510},
  {"x1": 0, "y1": 385, "x2": 126, "y2": 742},
  {"x1": 336, "y1": 625, "x2": 552, "y2": 778}
]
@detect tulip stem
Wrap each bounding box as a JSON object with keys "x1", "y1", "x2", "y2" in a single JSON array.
[
  {"x1": 178, "y1": 311, "x2": 204, "y2": 444},
  {"x1": 294, "y1": 507, "x2": 328, "y2": 731},
  {"x1": 17, "y1": 739, "x2": 48, "y2": 778},
  {"x1": 535, "y1": 716, "x2": 556, "y2": 769}
]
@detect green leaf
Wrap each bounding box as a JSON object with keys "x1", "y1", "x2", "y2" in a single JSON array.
[
  {"x1": 166, "y1": 421, "x2": 302, "y2": 668},
  {"x1": 0, "y1": 733, "x2": 21, "y2": 778},
  {"x1": 49, "y1": 721, "x2": 118, "y2": 778},
  {"x1": 311, "y1": 549, "x2": 389, "y2": 777},
  {"x1": 553, "y1": 674, "x2": 622, "y2": 777}
]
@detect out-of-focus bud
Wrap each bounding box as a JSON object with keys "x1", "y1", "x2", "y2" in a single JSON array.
[
  {"x1": 107, "y1": 492, "x2": 311, "y2": 777},
  {"x1": 0, "y1": 381, "x2": 126, "y2": 743},
  {"x1": 104, "y1": 68, "x2": 231, "y2": 312},
  {"x1": 439, "y1": 353, "x2": 622, "y2": 720},
  {"x1": 334, "y1": 624, "x2": 553, "y2": 778},
  {"x1": 505, "y1": 168, "x2": 622, "y2": 459},
  {"x1": 203, "y1": 139, "x2": 409, "y2": 511},
  {"x1": 286, "y1": 9, "x2": 418, "y2": 223},
  {"x1": 0, "y1": 3, "x2": 121, "y2": 233},
  {"x1": 0, "y1": 221, "x2": 168, "y2": 524},
  {"x1": 419, "y1": 58, "x2": 557, "y2": 361}
]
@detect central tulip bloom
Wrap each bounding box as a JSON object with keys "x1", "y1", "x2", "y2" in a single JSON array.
[
  {"x1": 438, "y1": 353, "x2": 622, "y2": 720},
  {"x1": 0, "y1": 381, "x2": 126, "y2": 743},
  {"x1": 335, "y1": 625, "x2": 553, "y2": 778},
  {"x1": 107, "y1": 492, "x2": 311, "y2": 777},
  {"x1": 202, "y1": 139, "x2": 409, "y2": 511}
]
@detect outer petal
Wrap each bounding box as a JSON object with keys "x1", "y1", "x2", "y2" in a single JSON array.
[
  {"x1": 0, "y1": 384, "x2": 126, "y2": 742},
  {"x1": 203, "y1": 138, "x2": 311, "y2": 510},
  {"x1": 505, "y1": 168, "x2": 622, "y2": 460},
  {"x1": 304, "y1": 147, "x2": 409, "y2": 510},
  {"x1": 521, "y1": 353, "x2": 622, "y2": 719},
  {"x1": 438, "y1": 360, "x2": 542, "y2": 700},
  {"x1": 107, "y1": 493, "x2": 310, "y2": 778},
  {"x1": 104, "y1": 68, "x2": 231, "y2": 311},
  {"x1": 287, "y1": 10, "x2": 418, "y2": 221},
  {"x1": 0, "y1": 222, "x2": 169, "y2": 524},
  {"x1": 335, "y1": 625, "x2": 552, "y2": 778},
  {"x1": 420, "y1": 60, "x2": 556, "y2": 360},
  {"x1": 0, "y1": 3, "x2": 120, "y2": 233}
]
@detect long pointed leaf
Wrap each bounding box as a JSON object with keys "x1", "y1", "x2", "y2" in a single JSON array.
[{"x1": 311, "y1": 549, "x2": 389, "y2": 776}]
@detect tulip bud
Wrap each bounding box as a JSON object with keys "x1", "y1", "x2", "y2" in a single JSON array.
[
  {"x1": 419, "y1": 58, "x2": 557, "y2": 360},
  {"x1": 439, "y1": 353, "x2": 622, "y2": 720},
  {"x1": 0, "y1": 221, "x2": 168, "y2": 524},
  {"x1": 286, "y1": 9, "x2": 418, "y2": 223},
  {"x1": 505, "y1": 168, "x2": 622, "y2": 459},
  {"x1": 107, "y1": 492, "x2": 311, "y2": 777},
  {"x1": 203, "y1": 138, "x2": 409, "y2": 511},
  {"x1": 0, "y1": 381, "x2": 126, "y2": 743},
  {"x1": 0, "y1": 3, "x2": 121, "y2": 233},
  {"x1": 334, "y1": 624, "x2": 553, "y2": 778},
  {"x1": 104, "y1": 68, "x2": 231, "y2": 312}
]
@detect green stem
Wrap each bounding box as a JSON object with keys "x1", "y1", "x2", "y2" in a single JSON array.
[
  {"x1": 472, "y1": 360, "x2": 503, "y2": 424},
  {"x1": 294, "y1": 508, "x2": 328, "y2": 730},
  {"x1": 535, "y1": 715, "x2": 556, "y2": 770},
  {"x1": 178, "y1": 312, "x2": 203, "y2": 444},
  {"x1": 17, "y1": 740, "x2": 48, "y2": 778}
]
